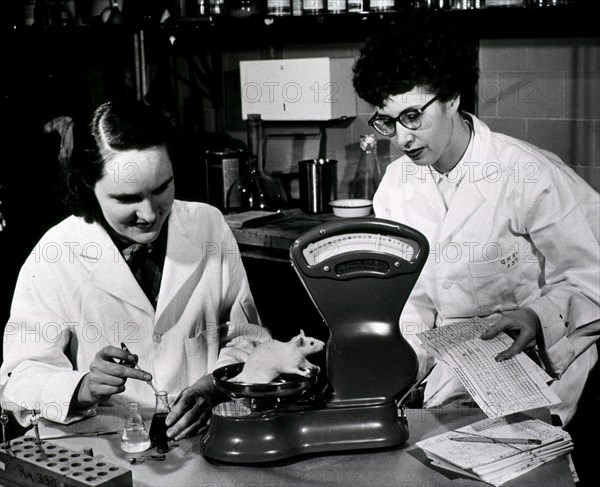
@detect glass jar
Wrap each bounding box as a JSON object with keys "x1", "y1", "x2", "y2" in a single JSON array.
[
  {"x1": 347, "y1": 0, "x2": 365, "y2": 12},
  {"x1": 292, "y1": 0, "x2": 303, "y2": 14},
  {"x1": 121, "y1": 403, "x2": 151, "y2": 453},
  {"x1": 327, "y1": 0, "x2": 348, "y2": 13},
  {"x1": 267, "y1": 0, "x2": 292, "y2": 15},
  {"x1": 149, "y1": 391, "x2": 171, "y2": 453},
  {"x1": 350, "y1": 134, "x2": 383, "y2": 200},
  {"x1": 370, "y1": 0, "x2": 395, "y2": 11},
  {"x1": 302, "y1": 0, "x2": 326, "y2": 14}
]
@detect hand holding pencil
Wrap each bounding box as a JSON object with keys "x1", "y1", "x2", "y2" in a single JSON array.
[
  {"x1": 120, "y1": 343, "x2": 166, "y2": 401},
  {"x1": 72, "y1": 345, "x2": 154, "y2": 408}
]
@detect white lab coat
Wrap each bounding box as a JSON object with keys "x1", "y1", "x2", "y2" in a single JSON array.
[
  {"x1": 374, "y1": 114, "x2": 600, "y2": 425},
  {"x1": 1, "y1": 200, "x2": 268, "y2": 423}
]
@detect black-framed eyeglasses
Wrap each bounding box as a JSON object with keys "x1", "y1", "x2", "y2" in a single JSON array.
[{"x1": 368, "y1": 94, "x2": 441, "y2": 137}]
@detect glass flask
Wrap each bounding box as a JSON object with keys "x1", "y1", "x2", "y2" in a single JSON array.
[
  {"x1": 120, "y1": 402, "x2": 151, "y2": 453},
  {"x1": 226, "y1": 114, "x2": 288, "y2": 212},
  {"x1": 350, "y1": 134, "x2": 383, "y2": 200},
  {"x1": 149, "y1": 391, "x2": 171, "y2": 453}
]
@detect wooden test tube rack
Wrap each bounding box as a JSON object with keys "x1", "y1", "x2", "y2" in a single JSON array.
[{"x1": 0, "y1": 436, "x2": 132, "y2": 487}]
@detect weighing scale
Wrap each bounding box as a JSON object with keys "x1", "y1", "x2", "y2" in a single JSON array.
[{"x1": 200, "y1": 217, "x2": 429, "y2": 463}]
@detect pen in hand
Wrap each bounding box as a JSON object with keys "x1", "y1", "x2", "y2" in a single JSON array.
[{"x1": 451, "y1": 436, "x2": 542, "y2": 445}]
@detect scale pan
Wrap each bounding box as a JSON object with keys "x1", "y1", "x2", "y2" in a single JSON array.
[{"x1": 212, "y1": 363, "x2": 318, "y2": 399}]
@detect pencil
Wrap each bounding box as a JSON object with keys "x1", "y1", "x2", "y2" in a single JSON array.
[
  {"x1": 120, "y1": 343, "x2": 161, "y2": 396},
  {"x1": 41, "y1": 430, "x2": 119, "y2": 441},
  {"x1": 451, "y1": 436, "x2": 542, "y2": 445},
  {"x1": 239, "y1": 304, "x2": 251, "y2": 323}
]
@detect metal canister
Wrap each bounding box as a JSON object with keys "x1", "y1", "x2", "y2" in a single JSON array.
[
  {"x1": 298, "y1": 159, "x2": 338, "y2": 214},
  {"x1": 203, "y1": 149, "x2": 244, "y2": 210}
]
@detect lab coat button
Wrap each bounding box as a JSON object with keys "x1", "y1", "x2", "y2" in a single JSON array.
[
  {"x1": 153, "y1": 333, "x2": 162, "y2": 344},
  {"x1": 441, "y1": 279, "x2": 452, "y2": 289}
]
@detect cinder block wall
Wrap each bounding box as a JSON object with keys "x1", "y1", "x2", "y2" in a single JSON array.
[
  {"x1": 219, "y1": 36, "x2": 600, "y2": 196},
  {"x1": 479, "y1": 37, "x2": 600, "y2": 191}
]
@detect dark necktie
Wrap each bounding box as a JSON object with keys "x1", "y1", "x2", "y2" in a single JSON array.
[{"x1": 123, "y1": 243, "x2": 162, "y2": 309}]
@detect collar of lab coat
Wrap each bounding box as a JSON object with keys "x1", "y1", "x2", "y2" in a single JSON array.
[
  {"x1": 78, "y1": 200, "x2": 206, "y2": 322},
  {"x1": 402, "y1": 114, "x2": 495, "y2": 245}
]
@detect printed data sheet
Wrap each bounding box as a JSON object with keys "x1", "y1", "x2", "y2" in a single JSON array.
[{"x1": 417, "y1": 319, "x2": 560, "y2": 418}]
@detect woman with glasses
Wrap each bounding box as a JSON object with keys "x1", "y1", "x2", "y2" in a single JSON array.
[{"x1": 352, "y1": 14, "x2": 599, "y2": 435}]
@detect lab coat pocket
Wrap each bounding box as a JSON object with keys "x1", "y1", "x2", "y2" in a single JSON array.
[
  {"x1": 469, "y1": 249, "x2": 520, "y2": 314},
  {"x1": 184, "y1": 333, "x2": 209, "y2": 383}
]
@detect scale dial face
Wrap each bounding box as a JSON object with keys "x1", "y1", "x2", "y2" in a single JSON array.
[{"x1": 302, "y1": 232, "x2": 418, "y2": 267}]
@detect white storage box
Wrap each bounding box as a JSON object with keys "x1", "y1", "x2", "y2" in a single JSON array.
[{"x1": 239, "y1": 57, "x2": 357, "y2": 121}]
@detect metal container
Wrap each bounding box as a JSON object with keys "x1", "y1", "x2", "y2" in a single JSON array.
[
  {"x1": 203, "y1": 149, "x2": 244, "y2": 210},
  {"x1": 298, "y1": 159, "x2": 338, "y2": 214}
]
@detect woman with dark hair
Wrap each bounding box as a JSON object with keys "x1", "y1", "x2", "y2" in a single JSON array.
[
  {"x1": 353, "y1": 15, "x2": 599, "y2": 429},
  {"x1": 1, "y1": 99, "x2": 268, "y2": 441}
]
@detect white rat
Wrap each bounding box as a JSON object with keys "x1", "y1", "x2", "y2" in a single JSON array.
[{"x1": 229, "y1": 330, "x2": 325, "y2": 384}]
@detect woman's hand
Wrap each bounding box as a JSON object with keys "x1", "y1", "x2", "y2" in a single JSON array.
[
  {"x1": 165, "y1": 375, "x2": 227, "y2": 441},
  {"x1": 74, "y1": 346, "x2": 153, "y2": 407},
  {"x1": 481, "y1": 308, "x2": 541, "y2": 361}
]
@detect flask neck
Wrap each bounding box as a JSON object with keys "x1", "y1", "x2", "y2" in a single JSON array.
[
  {"x1": 246, "y1": 115, "x2": 264, "y2": 172},
  {"x1": 154, "y1": 392, "x2": 171, "y2": 414},
  {"x1": 124, "y1": 403, "x2": 144, "y2": 426}
]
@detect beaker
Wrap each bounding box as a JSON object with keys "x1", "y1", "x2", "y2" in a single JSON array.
[
  {"x1": 298, "y1": 158, "x2": 338, "y2": 214},
  {"x1": 149, "y1": 391, "x2": 171, "y2": 453},
  {"x1": 121, "y1": 402, "x2": 151, "y2": 453}
]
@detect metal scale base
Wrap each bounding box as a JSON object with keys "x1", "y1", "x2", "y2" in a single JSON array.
[{"x1": 200, "y1": 401, "x2": 408, "y2": 464}]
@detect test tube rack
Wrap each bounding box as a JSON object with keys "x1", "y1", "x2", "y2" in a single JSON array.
[{"x1": 0, "y1": 436, "x2": 132, "y2": 487}]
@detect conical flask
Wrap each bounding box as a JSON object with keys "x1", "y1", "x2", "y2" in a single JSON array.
[
  {"x1": 350, "y1": 134, "x2": 383, "y2": 200},
  {"x1": 226, "y1": 114, "x2": 288, "y2": 212},
  {"x1": 120, "y1": 402, "x2": 151, "y2": 453},
  {"x1": 149, "y1": 391, "x2": 171, "y2": 453}
]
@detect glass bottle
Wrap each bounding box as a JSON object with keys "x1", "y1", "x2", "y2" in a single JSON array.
[
  {"x1": 302, "y1": 0, "x2": 326, "y2": 14},
  {"x1": 226, "y1": 114, "x2": 288, "y2": 212},
  {"x1": 292, "y1": 0, "x2": 303, "y2": 15},
  {"x1": 327, "y1": 0, "x2": 348, "y2": 13},
  {"x1": 267, "y1": 0, "x2": 292, "y2": 15},
  {"x1": 350, "y1": 134, "x2": 383, "y2": 200},
  {"x1": 23, "y1": 0, "x2": 36, "y2": 26},
  {"x1": 121, "y1": 403, "x2": 151, "y2": 453},
  {"x1": 105, "y1": 0, "x2": 123, "y2": 24},
  {"x1": 370, "y1": 0, "x2": 395, "y2": 11},
  {"x1": 149, "y1": 391, "x2": 171, "y2": 453}
]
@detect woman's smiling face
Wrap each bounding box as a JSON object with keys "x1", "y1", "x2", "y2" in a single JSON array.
[{"x1": 93, "y1": 145, "x2": 175, "y2": 244}]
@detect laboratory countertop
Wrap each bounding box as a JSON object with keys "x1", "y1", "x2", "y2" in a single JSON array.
[
  {"x1": 4, "y1": 406, "x2": 574, "y2": 487},
  {"x1": 225, "y1": 208, "x2": 351, "y2": 261}
]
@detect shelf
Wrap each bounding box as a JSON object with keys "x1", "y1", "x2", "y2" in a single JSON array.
[
  {"x1": 145, "y1": 6, "x2": 599, "y2": 50},
  {"x1": 4, "y1": 5, "x2": 598, "y2": 50}
]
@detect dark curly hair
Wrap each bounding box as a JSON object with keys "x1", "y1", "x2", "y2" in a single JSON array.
[
  {"x1": 353, "y1": 14, "x2": 479, "y2": 108},
  {"x1": 62, "y1": 99, "x2": 179, "y2": 223}
]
